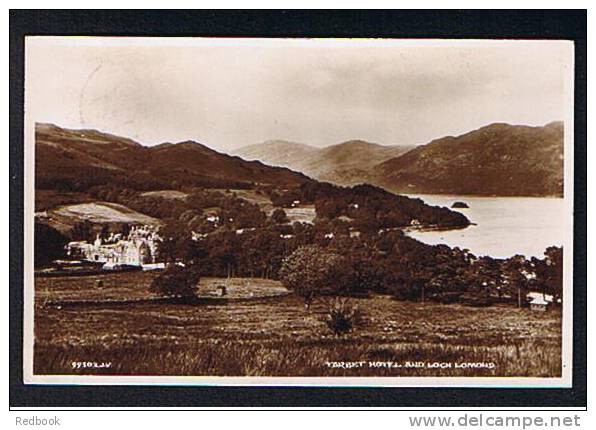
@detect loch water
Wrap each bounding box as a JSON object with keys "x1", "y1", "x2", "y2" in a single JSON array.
[{"x1": 405, "y1": 194, "x2": 568, "y2": 258}]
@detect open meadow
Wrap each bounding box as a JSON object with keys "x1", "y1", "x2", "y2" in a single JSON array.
[{"x1": 34, "y1": 271, "x2": 562, "y2": 377}]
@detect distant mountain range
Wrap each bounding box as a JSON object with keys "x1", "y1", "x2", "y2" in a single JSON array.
[
  {"x1": 375, "y1": 122, "x2": 564, "y2": 196},
  {"x1": 36, "y1": 123, "x2": 310, "y2": 192},
  {"x1": 232, "y1": 139, "x2": 414, "y2": 185},
  {"x1": 36, "y1": 121, "x2": 564, "y2": 198},
  {"x1": 233, "y1": 122, "x2": 564, "y2": 196}
]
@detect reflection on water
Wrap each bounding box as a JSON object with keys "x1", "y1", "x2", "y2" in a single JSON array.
[{"x1": 405, "y1": 194, "x2": 567, "y2": 258}]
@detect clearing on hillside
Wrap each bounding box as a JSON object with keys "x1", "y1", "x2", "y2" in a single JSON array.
[
  {"x1": 277, "y1": 205, "x2": 316, "y2": 224},
  {"x1": 49, "y1": 202, "x2": 160, "y2": 227},
  {"x1": 140, "y1": 190, "x2": 189, "y2": 200},
  {"x1": 215, "y1": 189, "x2": 274, "y2": 210}
]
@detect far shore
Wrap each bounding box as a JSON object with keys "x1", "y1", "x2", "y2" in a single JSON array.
[{"x1": 400, "y1": 192, "x2": 565, "y2": 199}]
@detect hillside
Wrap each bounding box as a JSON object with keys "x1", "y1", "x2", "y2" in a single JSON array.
[
  {"x1": 308, "y1": 140, "x2": 414, "y2": 184},
  {"x1": 231, "y1": 140, "x2": 318, "y2": 168},
  {"x1": 375, "y1": 122, "x2": 564, "y2": 197},
  {"x1": 36, "y1": 123, "x2": 311, "y2": 193},
  {"x1": 233, "y1": 139, "x2": 414, "y2": 185},
  {"x1": 34, "y1": 123, "x2": 469, "y2": 231},
  {"x1": 39, "y1": 202, "x2": 160, "y2": 234}
]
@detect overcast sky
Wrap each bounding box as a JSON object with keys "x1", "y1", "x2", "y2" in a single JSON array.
[{"x1": 25, "y1": 38, "x2": 573, "y2": 151}]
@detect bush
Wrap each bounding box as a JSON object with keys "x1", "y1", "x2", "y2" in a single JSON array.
[
  {"x1": 271, "y1": 208, "x2": 288, "y2": 224},
  {"x1": 150, "y1": 265, "x2": 201, "y2": 300},
  {"x1": 323, "y1": 297, "x2": 362, "y2": 337}
]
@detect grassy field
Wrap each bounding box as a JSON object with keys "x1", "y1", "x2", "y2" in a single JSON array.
[
  {"x1": 280, "y1": 205, "x2": 317, "y2": 224},
  {"x1": 34, "y1": 271, "x2": 562, "y2": 377},
  {"x1": 228, "y1": 189, "x2": 273, "y2": 208},
  {"x1": 51, "y1": 202, "x2": 160, "y2": 225},
  {"x1": 139, "y1": 190, "x2": 189, "y2": 200}
]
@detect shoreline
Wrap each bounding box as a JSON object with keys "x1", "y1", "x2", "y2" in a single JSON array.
[{"x1": 401, "y1": 192, "x2": 564, "y2": 199}]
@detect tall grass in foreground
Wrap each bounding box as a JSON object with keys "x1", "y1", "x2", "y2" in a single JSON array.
[{"x1": 35, "y1": 337, "x2": 561, "y2": 377}]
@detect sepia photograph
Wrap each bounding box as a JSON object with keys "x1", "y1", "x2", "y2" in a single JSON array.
[{"x1": 22, "y1": 36, "x2": 574, "y2": 387}]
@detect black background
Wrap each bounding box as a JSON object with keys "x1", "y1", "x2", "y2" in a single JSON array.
[{"x1": 9, "y1": 9, "x2": 587, "y2": 408}]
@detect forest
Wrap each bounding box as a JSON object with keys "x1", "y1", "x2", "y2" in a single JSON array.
[{"x1": 35, "y1": 180, "x2": 563, "y2": 308}]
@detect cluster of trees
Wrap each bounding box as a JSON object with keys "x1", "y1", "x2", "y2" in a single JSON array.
[
  {"x1": 34, "y1": 221, "x2": 69, "y2": 267},
  {"x1": 36, "y1": 197, "x2": 563, "y2": 308},
  {"x1": 265, "y1": 182, "x2": 470, "y2": 230},
  {"x1": 321, "y1": 232, "x2": 563, "y2": 306},
  {"x1": 159, "y1": 214, "x2": 563, "y2": 307},
  {"x1": 35, "y1": 179, "x2": 562, "y2": 307},
  {"x1": 159, "y1": 223, "x2": 303, "y2": 278},
  {"x1": 289, "y1": 241, "x2": 562, "y2": 307},
  {"x1": 40, "y1": 178, "x2": 471, "y2": 258}
]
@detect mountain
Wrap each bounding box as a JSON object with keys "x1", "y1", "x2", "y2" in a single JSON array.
[
  {"x1": 34, "y1": 124, "x2": 471, "y2": 248},
  {"x1": 231, "y1": 140, "x2": 318, "y2": 168},
  {"x1": 374, "y1": 122, "x2": 564, "y2": 197},
  {"x1": 233, "y1": 139, "x2": 414, "y2": 185},
  {"x1": 35, "y1": 123, "x2": 311, "y2": 192},
  {"x1": 306, "y1": 140, "x2": 414, "y2": 184}
]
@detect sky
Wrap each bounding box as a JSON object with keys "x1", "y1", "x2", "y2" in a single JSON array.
[{"x1": 25, "y1": 38, "x2": 573, "y2": 151}]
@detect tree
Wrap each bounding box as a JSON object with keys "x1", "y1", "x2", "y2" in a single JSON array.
[
  {"x1": 404, "y1": 253, "x2": 438, "y2": 302},
  {"x1": 157, "y1": 219, "x2": 193, "y2": 263},
  {"x1": 471, "y1": 256, "x2": 504, "y2": 296},
  {"x1": 206, "y1": 231, "x2": 239, "y2": 277},
  {"x1": 502, "y1": 255, "x2": 529, "y2": 308},
  {"x1": 271, "y1": 208, "x2": 288, "y2": 224},
  {"x1": 71, "y1": 220, "x2": 93, "y2": 241},
  {"x1": 279, "y1": 245, "x2": 347, "y2": 310},
  {"x1": 99, "y1": 224, "x2": 110, "y2": 239},
  {"x1": 120, "y1": 222, "x2": 132, "y2": 237},
  {"x1": 35, "y1": 221, "x2": 68, "y2": 267},
  {"x1": 544, "y1": 246, "x2": 563, "y2": 303},
  {"x1": 150, "y1": 265, "x2": 201, "y2": 300},
  {"x1": 534, "y1": 246, "x2": 563, "y2": 305}
]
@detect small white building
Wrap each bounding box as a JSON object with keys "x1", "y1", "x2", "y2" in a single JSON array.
[
  {"x1": 236, "y1": 227, "x2": 256, "y2": 235},
  {"x1": 527, "y1": 292, "x2": 554, "y2": 302},
  {"x1": 526, "y1": 291, "x2": 556, "y2": 311},
  {"x1": 191, "y1": 231, "x2": 208, "y2": 241},
  {"x1": 206, "y1": 215, "x2": 219, "y2": 224},
  {"x1": 529, "y1": 296, "x2": 549, "y2": 312}
]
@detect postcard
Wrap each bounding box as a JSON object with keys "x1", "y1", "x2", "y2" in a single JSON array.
[{"x1": 23, "y1": 37, "x2": 574, "y2": 387}]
